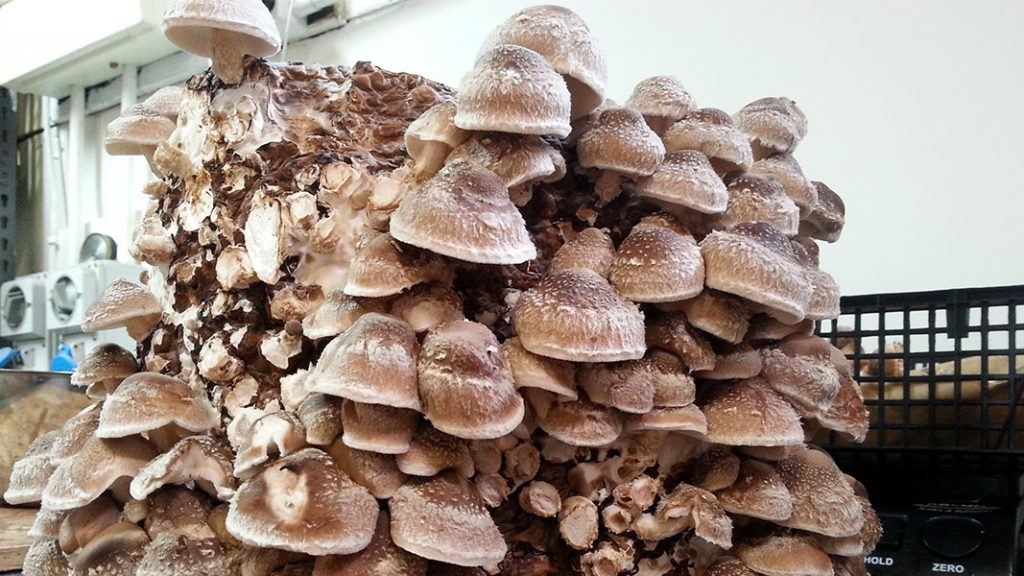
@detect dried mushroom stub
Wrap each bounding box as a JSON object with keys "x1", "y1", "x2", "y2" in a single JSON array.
[{"x1": 12, "y1": 3, "x2": 876, "y2": 575}]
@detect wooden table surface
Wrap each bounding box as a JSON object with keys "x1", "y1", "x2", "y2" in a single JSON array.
[{"x1": 0, "y1": 507, "x2": 34, "y2": 573}]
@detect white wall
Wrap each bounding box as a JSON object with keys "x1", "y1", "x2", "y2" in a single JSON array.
[{"x1": 54, "y1": 0, "x2": 1024, "y2": 295}]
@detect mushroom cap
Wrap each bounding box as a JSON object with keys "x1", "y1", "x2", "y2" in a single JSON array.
[
  {"x1": 144, "y1": 486, "x2": 213, "y2": 538},
  {"x1": 390, "y1": 160, "x2": 536, "y2": 264},
  {"x1": 96, "y1": 372, "x2": 219, "y2": 438},
  {"x1": 418, "y1": 320, "x2": 525, "y2": 439},
  {"x1": 815, "y1": 372, "x2": 869, "y2": 443},
  {"x1": 302, "y1": 290, "x2": 388, "y2": 340},
  {"x1": 455, "y1": 45, "x2": 571, "y2": 137},
  {"x1": 690, "y1": 447, "x2": 741, "y2": 492},
  {"x1": 297, "y1": 393, "x2": 346, "y2": 446},
  {"x1": 405, "y1": 100, "x2": 469, "y2": 154},
  {"x1": 445, "y1": 133, "x2": 565, "y2": 189},
  {"x1": 700, "y1": 377, "x2": 804, "y2": 447},
  {"x1": 29, "y1": 508, "x2": 68, "y2": 540},
  {"x1": 800, "y1": 181, "x2": 846, "y2": 243},
  {"x1": 22, "y1": 539, "x2": 71, "y2": 576},
  {"x1": 312, "y1": 511, "x2": 428, "y2": 576},
  {"x1": 537, "y1": 397, "x2": 623, "y2": 447},
  {"x1": 697, "y1": 342, "x2": 764, "y2": 380},
  {"x1": 513, "y1": 268, "x2": 646, "y2": 362},
  {"x1": 71, "y1": 343, "x2": 138, "y2": 388},
  {"x1": 680, "y1": 290, "x2": 750, "y2": 344},
  {"x1": 707, "y1": 556, "x2": 759, "y2": 576},
  {"x1": 327, "y1": 441, "x2": 408, "y2": 500},
  {"x1": 716, "y1": 459, "x2": 794, "y2": 521},
  {"x1": 609, "y1": 221, "x2": 704, "y2": 303},
  {"x1": 803, "y1": 262, "x2": 841, "y2": 321},
  {"x1": 234, "y1": 411, "x2": 307, "y2": 478},
  {"x1": 395, "y1": 426, "x2": 475, "y2": 478},
  {"x1": 50, "y1": 403, "x2": 102, "y2": 464},
  {"x1": 130, "y1": 435, "x2": 236, "y2": 501},
  {"x1": 751, "y1": 154, "x2": 818, "y2": 216},
  {"x1": 578, "y1": 108, "x2": 665, "y2": 178},
  {"x1": 306, "y1": 313, "x2": 421, "y2": 410},
  {"x1": 343, "y1": 230, "x2": 448, "y2": 298},
  {"x1": 501, "y1": 336, "x2": 578, "y2": 399},
  {"x1": 104, "y1": 105, "x2": 176, "y2": 155},
  {"x1": 645, "y1": 312, "x2": 716, "y2": 372},
  {"x1": 142, "y1": 85, "x2": 186, "y2": 120},
  {"x1": 136, "y1": 532, "x2": 233, "y2": 576},
  {"x1": 42, "y1": 435, "x2": 157, "y2": 510},
  {"x1": 548, "y1": 227, "x2": 616, "y2": 278},
  {"x1": 480, "y1": 4, "x2": 606, "y2": 119},
  {"x1": 81, "y1": 278, "x2": 162, "y2": 338},
  {"x1": 389, "y1": 473, "x2": 507, "y2": 567},
  {"x1": 71, "y1": 522, "x2": 150, "y2": 576},
  {"x1": 625, "y1": 75, "x2": 695, "y2": 130},
  {"x1": 761, "y1": 336, "x2": 842, "y2": 411},
  {"x1": 226, "y1": 448, "x2": 379, "y2": 555},
  {"x1": 733, "y1": 97, "x2": 808, "y2": 156},
  {"x1": 627, "y1": 405, "x2": 707, "y2": 435},
  {"x1": 646, "y1": 350, "x2": 696, "y2": 407},
  {"x1": 663, "y1": 108, "x2": 754, "y2": 173},
  {"x1": 700, "y1": 222, "x2": 812, "y2": 321},
  {"x1": 163, "y1": 0, "x2": 281, "y2": 59},
  {"x1": 341, "y1": 400, "x2": 420, "y2": 455},
  {"x1": 735, "y1": 534, "x2": 832, "y2": 576},
  {"x1": 390, "y1": 284, "x2": 464, "y2": 333},
  {"x1": 746, "y1": 313, "x2": 815, "y2": 342},
  {"x1": 717, "y1": 174, "x2": 800, "y2": 236},
  {"x1": 578, "y1": 359, "x2": 656, "y2": 414},
  {"x1": 3, "y1": 430, "x2": 58, "y2": 505},
  {"x1": 635, "y1": 150, "x2": 729, "y2": 214},
  {"x1": 776, "y1": 447, "x2": 864, "y2": 537}
]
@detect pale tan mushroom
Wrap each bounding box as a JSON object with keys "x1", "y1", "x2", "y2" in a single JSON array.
[
  {"x1": 800, "y1": 181, "x2": 845, "y2": 243},
  {"x1": 536, "y1": 396, "x2": 623, "y2": 447},
  {"x1": 689, "y1": 447, "x2": 741, "y2": 492},
  {"x1": 21, "y1": 539, "x2": 71, "y2": 576},
  {"x1": 69, "y1": 522, "x2": 150, "y2": 576},
  {"x1": 42, "y1": 436, "x2": 156, "y2": 510},
  {"x1": 57, "y1": 496, "x2": 122, "y2": 554},
  {"x1": 390, "y1": 284, "x2": 464, "y2": 333},
  {"x1": 751, "y1": 153, "x2": 817, "y2": 217},
  {"x1": 81, "y1": 278, "x2": 162, "y2": 340},
  {"x1": 233, "y1": 410, "x2": 307, "y2": 478},
  {"x1": 405, "y1": 100, "x2": 469, "y2": 179},
  {"x1": 302, "y1": 290, "x2": 387, "y2": 340},
  {"x1": 445, "y1": 133, "x2": 565, "y2": 205},
  {"x1": 105, "y1": 104, "x2": 176, "y2": 162},
  {"x1": 645, "y1": 312, "x2": 716, "y2": 372},
  {"x1": 716, "y1": 174, "x2": 800, "y2": 237},
  {"x1": 3, "y1": 430, "x2": 58, "y2": 505},
  {"x1": 96, "y1": 372, "x2": 219, "y2": 440},
  {"x1": 49, "y1": 403, "x2": 102, "y2": 465}
]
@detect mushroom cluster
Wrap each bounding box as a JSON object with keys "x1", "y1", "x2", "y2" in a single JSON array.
[{"x1": 6, "y1": 3, "x2": 874, "y2": 575}]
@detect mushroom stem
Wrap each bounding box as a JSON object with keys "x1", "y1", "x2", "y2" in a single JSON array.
[
  {"x1": 210, "y1": 38, "x2": 247, "y2": 84},
  {"x1": 411, "y1": 143, "x2": 450, "y2": 180},
  {"x1": 148, "y1": 423, "x2": 189, "y2": 453},
  {"x1": 125, "y1": 315, "x2": 160, "y2": 342},
  {"x1": 594, "y1": 170, "x2": 622, "y2": 207}
]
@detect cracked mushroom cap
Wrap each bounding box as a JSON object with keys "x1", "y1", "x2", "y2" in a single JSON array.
[
  {"x1": 70, "y1": 343, "x2": 138, "y2": 391},
  {"x1": 537, "y1": 397, "x2": 623, "y2": 447},
  {"x1": 690, "y1": 447, "x2": 741, "y2": 492},
  {"x1": 717, "y1": 174, "x2": 800, "y2": 237},
  {"x1": 297, "y1": 394, "x2": 346, "y2": 446},
  {"x1": 104, "y1": 104, "x2": 176, "y2": 157},
  {"x1": 42, "y1": 435, "x2": 156, "y2": 510},
  {"x1": 142, "y1": 85, "x2": 185, "y2": 120},
  {"x1": 776, "y1": 448, "x2": 864, "y2": 537},
  {"x1": 313, "y1": 511, "x2": 427, "y2": 576},
  {"x1": 343, "y1": 230, "x2": 448, "y2": 298},
  {"x1": 302, "y1": 290, "x2": 388, "y2": 340},
  {"x1": 480, "y1": 4, "x2": 606, "y2": 119},
  {"x1": 445, "y1": 133, "x2": 565, "y2": 189},
  {"x1": 3, "y1": 430, "x2": 58, "y2": 505},
  {"x1": 50, "y1": 404, "x2": 102, "y2": 465},
  {"x1": 342, "y1": 400, "x2": 420, "y2": 454},
  {"x1": 502, "y1": 336, "x2": 577, "y2": 399},
  {"x1": 390, "y1": 284, "x2": 464, "y2": 333},
  {"x1": 609, "y1": 218, "x2": 704, "y2": 303},
  {"x1": 697, "y1": 342, "x2": 764, "y2": 381},
  {"x1": 700, "y1": 222, "x2": 812, "y2": 322},
  {"x1": 663, "y1": 108, "x2": 753, "y2": 174},
  {"x1": 418, "y1": 320, "x2": 525, "y2": 440},
  {"x1": 513, "y1": 268, "x2": 646, "y2": 362},
  {"x1": 716, "y1": 459, "x2": 794, "y2": 522},
  {"x1": 548, "y1": 227, "x2": 616, "y2": 278},
  {"x1": 389, "y1": 472, "x2": 507, "y2": 567},
  {"x1": 390, "y1": 160, "x2": 536, "y2": 264},
  {"x1": 700, "y1": 377, "x2": 804, "y2": 447},
  {"x1": 733, "y1": 97, "x2": 808, "y2": 158},
  {"x1": 227, "y1": 448, "x2": 378, "y2": 555},
  {"x1": 625, "y1": 75, "x2": 696, "y2": 135},
  {"x1": 627, "y1": 404, "x2": 707, "y2": 435},
  {"x1": 306, "y1": 313, "x2": 421, "y2": 411},
  {"x1": 578, "y1": 108, "x2": 665, "y2": 178},
  {"x1": 405, "y1": 100, "x2": 469, "y2": 179},
  {"x1": 751, "y1": 154, "x2": 818, "y2": 217},
  {"x1": 800, "y1": 181, "x2": 846, "y2": 243},
  {"x1": 97, "y1": 372, "x2": 219, "y2": 438},
  {"x1": 735, "y1": 534, "x2": 832, "y2": 576},
  {"x1": 635, "y1": 150, "x2": 729, "y2": 215},
  {"x1": 135, "y1": 532, "x2": 233, "y2": 576},
  {"x1": 327, "y1": 441, "x2": 408, "y2": 500},
  {"x1": 22, "y1": 539, "x2": 70, "y2": 576},
  {"x1": 70, "y1": 522, "x2": 150, "y2": 576},
  {"x1": 455, "y1": 44, "x2": 571, "y2": 137},
  {"x1": 163, "y1": 0, "x2": 282, "y2": 84},
  {"x1": 396, "y1": 426, "x2": 475, "y2": 478},
  {"x1": 81, "y1": 278, "x2": 162, "y2": 340},
  {"x1": 129, "y1": 435, "x2": 236, "y2": 501},
  {"x1": 645, "y1": 312, "x2": 716, "y2": 372},
  {"x1": 679, "y1": 290, "x2": 750, "y2": 344}
]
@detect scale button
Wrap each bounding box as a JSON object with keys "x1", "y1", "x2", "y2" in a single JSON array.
[{"x1": 921, "y1": 516, "x2": 984, "y2": 558}]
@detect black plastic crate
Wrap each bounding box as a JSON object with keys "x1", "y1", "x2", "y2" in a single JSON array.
[{"x1": 817, "y1": 285, "x2": 1024, "y2": 471}]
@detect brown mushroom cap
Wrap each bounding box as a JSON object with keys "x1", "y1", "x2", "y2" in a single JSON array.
[
  {"x1": 395, "y1": 426, "x2": 475, "y2": 478},
  {"x1": 690, "y1": 447, "x2": 741, "y2": 492},
  {"x1": 104, "y1": 105, "x2": 176, "y2": 156},
  {"x1": 707, "y1": 556, "x2": 759, "y2": 576},
  {"x1": 800, "y1": 181, "x2": 846, "y2": 243},
  {"x1": 609, "y1": 220, "x2": 704, "y2": 303},
  {"x1": 776, "y1": 448, "x2": 864, "y2": 537},
  {"x1": 343, "y1": 230, "x2": 448, "y2": 298},
  {"x1": 129, "y1": 435, "x2": 235, "y2": 502},
  {"x1": 70, "y1": 343, "x2": 138, "y2": 389},
  {"x1": 645, "y1": 349, "x2": 696, "y2": 407},
  {"x1": 455, "y1": 44, "x2": 571, "y2": 137},
  {"x1": 717, "y1": 174, "x2": 800, "y2": 237},
  {"x1": 3, "y1": 430, "x2": 58, "y2": 505},
  {"x1": 625, "y1": 75, "x2": 695, "y2": 135},
  {"x1": 513, "y1": 268, "x2": 646, "y2": 362},
  {"x1": 96, "y1": 372, "x2": 219, "y2": 438},
  {"x1": 70, "y1": 522, "x2": 150, "y2": 576},
  {"x1": 389, "y1": 473, "x2": 507, "y2": 567},
  {"x1": 22, "y1": 539, "x2": 71, "y2": 576},
  {"x1": 578, "y1": 108, "x2": 666, "y2": 178},
  {"x1": 697, "y1": 342, "x2": 764, "y2": 380},
  {"x1": 733, "y1": 97, "x2": 808, "y2": 157},
  {"x1": 761, "y1": 335, "x2": 842, "y2": 412},
  {"x1": 627, "y1": 405, "x2": 707, "y2": 435},
  {"x1": 142, "y1": 85, "x2": 185, "y2": 120},
  {"x1": 42, "y1": 436, "x2": 157, "y2": 510},
  {"x1": 751, "y1": 154, "x2": 818, "y2": 216},
  {"x1": 418, "y1": 320, "x2": 524, "y2": 440},
  {"x1": 296, "y1": 393, "x2": 345, "y2": 446},
  {"x1": 635, "y1": 150, "x2": 729, "y2": 215},
  {"x1": 746, "y1": 314, "x2": 815, "y2": 342},
  {"x1": 29, "y1": 508, "x2": 68, "y2": 540},
  {"x1": 390, "y1": 160, "x2": 536, "y2": 264},
  {"x1": 501, "y1": 336, "x2": 578, "y2": 399},
  {"x1": 700, "y1": 222, "x2": 812, "y2": 321},
  {"x1": 735, "y1": 534, "x2": 832, "y2": 576},
  {"x1": 50, "y1": 403, "x2": 102, "y2": 464},
  {"x1": 537, "y1": 396, "x2": 623, "y2": 447},
  {"x1": 302, "y1": 290, "x2": 388, "y2": 340},
  {"x1": 81, "y1": 278, "x2": 162, "y2": 340},
  {"x1": 390, "y1": 284, "x2": 464, "y2": 333},
  {"x1": 226, "y1": 448, "x2": 379, "y2": 555},
  {"x1": 341, "y1": 400, "x2": 420, "y2": 455},
  {"x1": 313, "y1": 511, "x2": 428, "y2": 576},
  {"x1": 445, "y1": 132, "x2": 565, "y2": 190},
  {"x1": 645, "y1": 312, "x2": 716, "y2": 372},
  {"x1": 716, "y1": 459, "x2": 794, "y2": 521},
  {"x1": 815, "y1": 371, "x2": 869, "y2": 443},
  {"x1": 327, "y1": 441, "x2": 408, "y2": 500},
  {"x1": 136, "y1": 532, "x2": 233, "y2": 576},
  {"x1": 306, "y1": 313, "x2": 421, "y2": 411},
  {"x1": 700, "y1": 377, "x2": 804, "y2": 447},
  {"x1": 663, "y1": 108, "x2": 754, "y2": 174},
  {"x1": 548, "y1": 227, "x2": 616, "y2": 278},
  {"x1": 479, "y1": 4, "x2": 606, "y2": 120},
  {"x1": 162, "y1": 0, "x2": 282, "y2": 84},
  {"x1": 578, "y1": 359, "x2": 656, "y2": 414},
  {"x1": 680, "y1": 290, "x2": 751, "y2": 344},
  {"x1": 405, "y1": 100, "x2": 469, "y2": 179}
]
